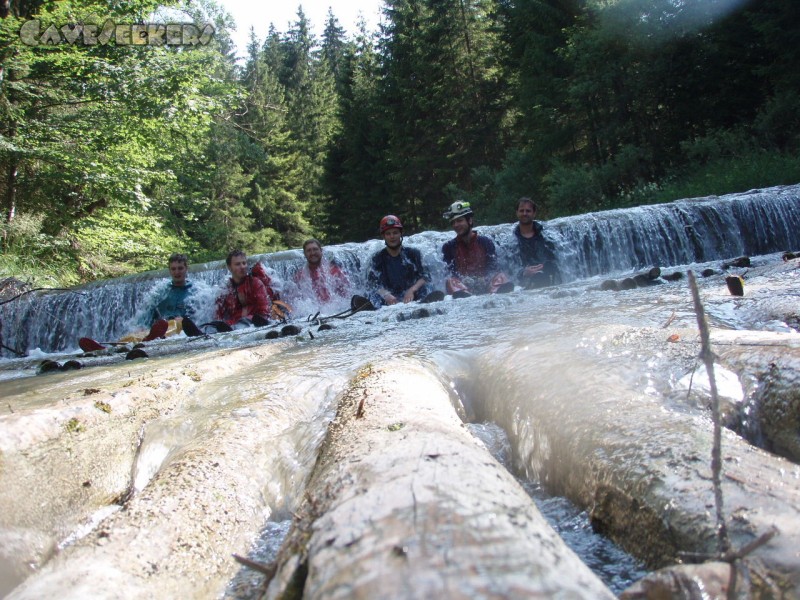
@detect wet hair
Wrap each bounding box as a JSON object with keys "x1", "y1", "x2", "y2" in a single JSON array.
[
  {"x1": 302, "y1": 238, "x2": 322, "y2": 251},
  {"x1": 226, "y1": 249, "x2": 246, "y2": 266},
  {"x1": 517, "y1": 197, "x2": 537, "y2": 212},
  {"x1": 168, "y1": 253, "x2": 188, "y2": 267}
]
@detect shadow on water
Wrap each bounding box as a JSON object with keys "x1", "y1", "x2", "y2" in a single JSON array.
[{"x1": 468, "y1": 422, "x2": 648, "y2": 596}]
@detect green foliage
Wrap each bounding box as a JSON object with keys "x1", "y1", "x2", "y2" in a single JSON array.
[
  {"x1": 634, "y1": 151, "x2": 800, "y2": 207},
  {"x1": 2, "y1": 0, "x2": 799, "y2": 286},
  {"x1": 376, "y1": 0, "x2": 508, "y2": 233},
  {"x1": 74, "y1": 208, "x2": 196, "y2": 279},
  {"x1": 0, "y1": 212, "x2": 79, "y2": 285},
  {"x1": 323, "y1": 18, "x2": 388, "y2": 242},
  {"x1": 753, "y1": 91, "x2": 800, "y2": 151},
  {"x1": 544, "y1": 162, "x2": 605, "y2": 216},
  {"x1": 1, "y1": 4, "x2": 235, "y2": 230}
]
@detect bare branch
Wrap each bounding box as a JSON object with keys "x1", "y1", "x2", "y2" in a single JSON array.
[{"x1": 687, "y1": 270, "x2": 730, "y2": 555}]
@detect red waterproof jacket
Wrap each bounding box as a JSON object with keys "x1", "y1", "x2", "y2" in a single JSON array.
[
  {"x1": 294, "y1": 261, "x2": 349, "y2": 303},
  {"x1": 215, "y1": 275, "x2": 271, "y2": 325},
  {"x1": 442, "y1": 231, "x2": 498, "y2": 278}
]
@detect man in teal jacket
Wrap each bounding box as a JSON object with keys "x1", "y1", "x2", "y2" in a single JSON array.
[
  {"x1": 78, "y1": 253, "x2": 198, "y2": 352},
  {"x1": 147, "y1": 253, "x2": 195, "y2": 323}
]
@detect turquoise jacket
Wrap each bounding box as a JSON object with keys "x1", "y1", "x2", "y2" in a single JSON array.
[{"x1": 151, "y1": 282, "x2": 194, "y2": 322}]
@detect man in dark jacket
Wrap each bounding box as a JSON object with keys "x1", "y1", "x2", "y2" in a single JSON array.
[
  {"x1": 366, "y1": 215, "x2": 435, "y2": 307},
  {"x1": 513, "y1": 197, "x2": 560, "y2": 289}
]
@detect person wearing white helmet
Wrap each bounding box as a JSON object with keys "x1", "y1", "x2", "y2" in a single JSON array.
[{"x1": 441, "y1": 201, "x2": 513, "y2": 297}]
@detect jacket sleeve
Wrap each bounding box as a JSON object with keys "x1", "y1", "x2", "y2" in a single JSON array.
[
  {"x1": 367, "y1": 252, "x2": 385, "y2": 290},
  {"x1": 249, "y1": 277, "x2": 270, "y2": 317},
  {"x1": 329, "y1": 262, "x2": 350, "y2": 296},
  {"x1": 214, "y1": 285, "x2": 230, "y2": 321},
  {"x1": 409, "y1": 248, "x2": 429, "y2": 283},
  {"x1": 542, "y1": 240, "x2": 561, "y2": 284},
  {"x1": 441, "y1": 240, "x2": 456, "y2": 276},
  {"x1": 183, "y1": 288, "x2": 196, "y2": 319},
  {"x1": 481, "y1": 236, "x2": 499, "y2": 274},
  {"x1": 133, "y1": 283, "x2": 163, "y2": 327}
]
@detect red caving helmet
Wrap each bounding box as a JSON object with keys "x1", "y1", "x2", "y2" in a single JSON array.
[{"x1": 379, "y1": 215, "x2": 404, "y2": 234}]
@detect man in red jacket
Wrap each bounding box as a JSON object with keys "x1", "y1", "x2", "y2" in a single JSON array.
[
  {"x1": 441, "y1": 201, "x2": 513, "y2": 297},
  {"x1": 293, "y1": 238, "x2": 350, "y2": 304},
  {"x1": 214, "y1": 250, "x2": 272, "y2": 328}
]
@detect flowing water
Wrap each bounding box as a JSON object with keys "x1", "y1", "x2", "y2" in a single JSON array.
[{"x1": 1, "y1": 185, "x2": 799, "y2": 597}]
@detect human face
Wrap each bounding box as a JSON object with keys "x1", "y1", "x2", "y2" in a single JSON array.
[
  {"x1": 383, "y1": 227, "x2": 403, "y2": 249},
  {"x1": 228, "y1": 254, "x2": 249, "y2": 283},
  {"x1": 451, "y1": 216, "x2": 471, "y2": 238},
  {"x1": 169, "y1": 261, "x2": 188, "y2": 286},
  {"x1": 303, "y1": 243, "x2": 322, "y2": 266},
  {"x1": 517, "y1": 202, "x2": 535, "y2": 225}
]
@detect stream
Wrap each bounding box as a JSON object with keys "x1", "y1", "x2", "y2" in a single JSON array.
[{"x1": 2, "y1": 185, "x2": 800, "y2": 597}]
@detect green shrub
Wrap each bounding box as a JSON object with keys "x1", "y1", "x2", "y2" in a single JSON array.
[
  {"x1": 623, "y1": 150, "x2": 800, "y2": 206},
  {"x1": 74, "y1": 209, "x2": 199, "y2": 280},
  {"x1": 544, "y1": 162, "x2": 606, "y2": 216},
  {"x1": 0, "y1": 213, "x2": 79, "y2": 286}
]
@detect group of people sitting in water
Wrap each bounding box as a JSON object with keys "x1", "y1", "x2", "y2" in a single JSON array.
[{"x1": 79, "y1": 198, "x2": 559, "y2": 350}]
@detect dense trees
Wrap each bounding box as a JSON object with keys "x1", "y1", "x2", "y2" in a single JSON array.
[{"x1": 1, "y1": 0, "x2": 798, "y2": 284}]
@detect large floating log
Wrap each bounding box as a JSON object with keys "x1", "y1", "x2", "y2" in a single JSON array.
[{"x1": 263, "y1": 362, "x2": 614, "y2": 599}]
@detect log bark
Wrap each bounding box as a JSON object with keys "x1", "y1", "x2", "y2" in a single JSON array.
[
  {"x1": 263, "y1": 362, "x2": 614, "y2": 599},
  {"x1": 717, "y1": 341, "x2": 800, "y2": 464}
]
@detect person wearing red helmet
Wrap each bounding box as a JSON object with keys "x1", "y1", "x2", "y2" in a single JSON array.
[
  {"x1": 441, "y1": 201, "x2": 513, "y2": 297},
  {"x1": 366, "y1": 215, "x2": 438, "y2": 306}
]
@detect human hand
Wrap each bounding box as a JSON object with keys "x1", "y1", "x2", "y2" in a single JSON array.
[
  {"x1": 384, "y1": 293, "x2": 398, "y2": 305},
  {"x1": 403, "y1": 289, "x2": 416, "y2": 303},
  {"x1": 524, "y1": 264, "x2": 544, "y2": 276}
]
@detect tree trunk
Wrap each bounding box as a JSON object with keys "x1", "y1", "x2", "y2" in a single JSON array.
[{"x1": 263, "y1": 362, "x2": 615, "y2": 599}]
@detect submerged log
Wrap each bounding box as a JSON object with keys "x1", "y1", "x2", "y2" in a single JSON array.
[
  {"x1": 470, "y1": 326, "x2": 800, "y2": 597},
  {"x1": 620, "y1": 560, "x2": 779, "y2": 599},
  {"x1": 263, "y1": 362, "x2": 614, "y2": 599},
  {"x1": 717, "y1": 340, "x2": 800, "y2": 464},
  {"x1": 0, "y1": 343, "x2": 293, "y2": 598}
]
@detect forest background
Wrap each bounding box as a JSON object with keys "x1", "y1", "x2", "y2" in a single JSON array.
[{"x1": 1, "y1": 0, "x2": 799, "y2": 286}]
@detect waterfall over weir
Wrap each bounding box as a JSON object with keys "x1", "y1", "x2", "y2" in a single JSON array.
[{"x1": 2, "y1": 185, "x2": 800, "y2": 356}]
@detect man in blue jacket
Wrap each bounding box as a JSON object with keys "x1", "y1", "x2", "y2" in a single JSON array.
[
  {"x1": 149, "y1": 253, "x2": 196, "y2": 322},
  {"x1": 79, "y1": 253, "x2": 199, "y2": 351}
]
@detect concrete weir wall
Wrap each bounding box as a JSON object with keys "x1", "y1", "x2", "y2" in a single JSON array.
[{"x1": 263, "y1": 361, "x2": 614, "y2": 599}]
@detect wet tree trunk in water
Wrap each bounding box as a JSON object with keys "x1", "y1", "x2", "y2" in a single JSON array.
[
  {"x1": 473, "y1": 326, "x2": 800, "y2": 596},
  {"x1": 262, "y1": 362, "x2": 614, "y2": 599}
]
